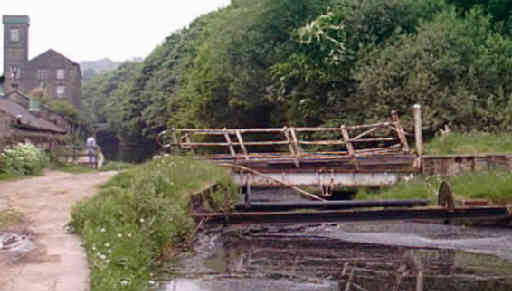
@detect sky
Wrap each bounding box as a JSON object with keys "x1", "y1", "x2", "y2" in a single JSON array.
[{"x1": 1, "y1": 0, "x2": 231, "y2": 74}]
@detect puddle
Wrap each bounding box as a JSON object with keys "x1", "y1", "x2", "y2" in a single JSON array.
[
  {"x1": 159, "y1": 224, "x2": 512, "y2": 291},
  {"x1": 0, "y1": 232, "x2": 34, "y2": 253}
]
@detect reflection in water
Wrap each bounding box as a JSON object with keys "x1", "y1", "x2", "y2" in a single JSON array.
[
  {"x1": 165, "y1": 279, "x2": 204, "y2": 291},
  {"x1": 165, "y1": 278, "x2": 337, "y2": 291},
  {"x1": 160, "y1": 225, "x2": 512, "y2": 291}
]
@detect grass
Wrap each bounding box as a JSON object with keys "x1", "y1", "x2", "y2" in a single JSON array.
[
  {"x1": 0, "y1": 172, "x2": 21, "y2": 181},
  {"x1": 355, "y1": 177, "x2": 439, "y2": 202},
  {"x1": 356, "y1": 132, "x2": 512, "y2": 203},
  {"x1": 356, "y1": 171, "x2": 512, "y2": 204},
  {"x1": 51, "y1": 163, "x2": 97, "y2": 174},
  {"x1": 425, "y1": 132, "x2": 512, "y2": 155},
  {"x1": 49, "y1": 160, "x2": 134, "y2": 175},
  {"x1": 70, "y1": 155, "x2": 236, "y2": 291},
  {"x1": 0, "y1": 209, "x2": 24, "y2": 231},
  {"x1": 99, "y1": 161, "x2": 134, "y2": 172}
]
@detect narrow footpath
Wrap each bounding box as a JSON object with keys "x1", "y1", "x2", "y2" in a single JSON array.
[{"x1": 0, "y1": 170, "x2": 116, "y2": 291}]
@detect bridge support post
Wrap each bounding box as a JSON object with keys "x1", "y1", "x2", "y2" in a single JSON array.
[
  {"x1": 413, "y1": 104, "x2": 423, "y2": 170},
  {"x1": 244, "y1": 173, "x2": 252, "y2": 207},
  {"x1": 413, "y1": 104, "x2": 423, "y2": 156}
]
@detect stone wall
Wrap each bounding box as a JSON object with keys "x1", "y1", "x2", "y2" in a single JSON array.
[{"x1": 23, "y1": 50, "x2": 81, "y2": 109}]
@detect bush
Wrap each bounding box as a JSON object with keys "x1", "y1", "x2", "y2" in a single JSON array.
[{"x1": 0, "y1": 143, "x2": 49, "y2": 176}]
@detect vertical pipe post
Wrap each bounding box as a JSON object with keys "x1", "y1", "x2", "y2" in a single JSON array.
[
  {"x1": 245, "y1": 173, "x2": 252, "y2": 207},
  {"x1": 235, "y1": 130, "x2": 249, "y2": 160},
  {"x1": 413, "y1": 104, "x2": 423, "y2": 156},
  {"x1": 223, "y1": 128, "x2": 236, "y2": 158},
  {"x1": 392, "y1": 111, "x2": 410, "y2": 153}
]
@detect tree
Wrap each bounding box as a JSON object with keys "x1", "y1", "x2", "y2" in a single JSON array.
[{"x1": 354, "y1": 8, "x2": 512, "y2": 133}]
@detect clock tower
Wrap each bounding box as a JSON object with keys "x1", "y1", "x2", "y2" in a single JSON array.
[{"x1": 3, "y1": 15, "x2": 30, "y2": 91}]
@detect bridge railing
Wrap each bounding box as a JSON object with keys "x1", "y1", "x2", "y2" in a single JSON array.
[{"x1": 158, "y1": 110, "x2": 412, "y2": 160}]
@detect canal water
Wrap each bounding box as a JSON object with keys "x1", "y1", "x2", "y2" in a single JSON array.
[{"x1": 158, "y1": 189, "x2": 512, "y2": 291}]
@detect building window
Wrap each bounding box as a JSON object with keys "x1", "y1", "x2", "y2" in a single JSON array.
[
  {"x1": 8, "y1": 64, "x2": 22, "y2": 79},
  {"x1": 10, "y1": 29, "x2": 19, "y2": 42},
  {"x1": 56, "y1": 86, "x2": 66, "y2": 98},
  {"x1": 37, "y1": 69, "x2": 47, "y2": 81},
  {"x1": 56, "y1": 69, "x2": 65, "y2": 80}
]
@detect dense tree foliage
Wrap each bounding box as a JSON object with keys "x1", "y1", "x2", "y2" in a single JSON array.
[{"x1": 82, "y1": 0, "x2": 512, "y2": 158}]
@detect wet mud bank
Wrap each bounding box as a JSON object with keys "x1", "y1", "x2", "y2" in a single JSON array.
[{"x1": 159, "y1": 223, "x2": 512, "y2": 291}]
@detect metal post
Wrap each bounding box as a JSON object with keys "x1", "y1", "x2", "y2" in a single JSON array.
[
  {"x1": 245, "y1": 173, "x2": 252, "y2": 207},
  {"x1": 413, "y1": 104, "x2": 423, "y2": 156}
]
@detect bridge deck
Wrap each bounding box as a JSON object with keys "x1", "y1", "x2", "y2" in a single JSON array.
[{"x1": 217, "y1": 153, "x2": 418, "y2": 174}]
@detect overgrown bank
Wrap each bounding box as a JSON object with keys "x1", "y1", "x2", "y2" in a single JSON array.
[
  {"x1": 357, "y1": 133, "x2": 512, "y2": 204},
  {"x1": 70, "y1": 155, "x2": 235, "y2": 291},
  {"x1": 356, "y1": 171, "x2": 512, "y2": 205},
  {"x1": 425, "y1": 132, "x2": 512, "y2": 155}
]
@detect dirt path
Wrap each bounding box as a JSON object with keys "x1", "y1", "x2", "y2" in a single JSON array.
[{"x1": 0, "y1": 170, "x2": 117, "y2": 291}]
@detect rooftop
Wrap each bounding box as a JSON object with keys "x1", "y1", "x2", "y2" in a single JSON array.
[
  {"x1": 0, "y1": 97, "x2": 66, "y2": 133},
  {"x1": 3, "y1": 15, "x2": 30, "y2": 25}
]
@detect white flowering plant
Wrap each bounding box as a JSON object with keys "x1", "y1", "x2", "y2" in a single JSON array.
[
  {"x1": 0, "y1": 143, "x2": 50, "y2": 176},
  {"x1": 71, "y1": 155, "x2": 237, "y2": 291}
]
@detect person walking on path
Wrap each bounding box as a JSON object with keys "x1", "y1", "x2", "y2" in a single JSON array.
[{"x1": 86, "y1": 136, "x2": 97, "y2": 168}]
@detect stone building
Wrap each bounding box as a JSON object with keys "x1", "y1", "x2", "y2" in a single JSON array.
[
  {"x1": 0, "y1": 90, "x2": 69, "y2": 151},
  {"x1": 3, "y1": 15, "x2": 81, "y2": 109}
]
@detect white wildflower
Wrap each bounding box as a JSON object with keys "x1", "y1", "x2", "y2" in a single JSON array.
[
  {"x1": 127, "y1": 233, "x2": 132, "y2": 238},
  {"x1": 104, "y1": 242, "x2": 110, "y2": 247},
  {"x1": 99, "y1": 254, "x2": 106, "y2": 260},
  {"x1": 100, "y1": 227, "x2": 106, "y2": 233},
  {"x1": 120, "y1": 279, "x2": 130, "y2": 286},
  {"x1": 139, "y1": 218, "x2": 145, "y2": 223},
  {"x1": 117, "y1": 233, "x2": 123, "y2": 238}
]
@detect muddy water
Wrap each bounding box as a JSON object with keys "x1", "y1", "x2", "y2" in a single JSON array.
[
  {"x1": 158, "y1": 223, "x2": 512, "y2": 291},
  {"x1": 159, "y1": 188, "x2": 512, "y2": 291}
]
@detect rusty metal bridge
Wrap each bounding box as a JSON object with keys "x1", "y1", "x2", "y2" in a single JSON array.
[
  {"x1": 159, "y1": 108, "x2": 422, "y2": 191},
  {"x1": 159, "y1": 105, "x2": 512, "y2": 225}
]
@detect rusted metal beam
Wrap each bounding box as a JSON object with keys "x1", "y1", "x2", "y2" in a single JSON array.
[
  {"x1": 235, "y1": 199, "x2": 431, "y2": 211},
  {"x1": 295, "y1": 122, "x2": 393, "y2": 132},
  {"x1": 231, "y1": 172, "x2": 405, "y2": 187},
  {"x1": 194, "y1": 206, "x2": 512, "y2": 225},
  {"x1": 172, "y1": 123, "x2": 394, "y2": 134}
]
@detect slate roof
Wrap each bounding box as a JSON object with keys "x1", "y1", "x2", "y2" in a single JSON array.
[
  {"x1": 0, "y1": 97, "x2": 66, "y2": 133},
  {"x1": 3, "y1": 15, "x2": 30, "y2": 24},
  {"x1": 29, "y1": 49, "x2": 81, "y2": 68}
]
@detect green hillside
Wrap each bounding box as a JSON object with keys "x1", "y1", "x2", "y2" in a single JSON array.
[{"x1": 82, "y1": 0, "x2": 512, "y2": 158}]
